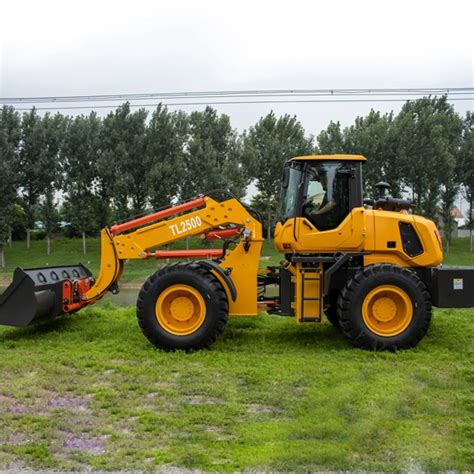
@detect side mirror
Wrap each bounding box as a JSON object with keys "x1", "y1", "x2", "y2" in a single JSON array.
[{"x1": 282, "y1": 166, "x2": 290, "y2": 189}]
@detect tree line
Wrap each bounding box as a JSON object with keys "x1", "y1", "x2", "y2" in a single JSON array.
[{"x1": 0, "y1": 96, "x2": 472, "y2": 264}]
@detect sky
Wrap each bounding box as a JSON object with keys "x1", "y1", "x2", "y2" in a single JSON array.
[{"x1": 1, "y1": 0, "x2": 472, "y2": 136}]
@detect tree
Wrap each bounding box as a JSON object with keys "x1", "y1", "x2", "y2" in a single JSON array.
[
  {"x1": 95, "y1": 148, "x2": 116, "y2": 228},
  {"x1": 38, "y1": 191, "x2": 60, "y2": 256},
  {"x1": 8, "y1": 204, "x2": 28, "y2": 242},
  {"x1": 0, "y1": 106, "x2": 21, "y2": 266},
  {"x1": 243, "y1": 111, "x2": 313, "y2": 240},
  {"x1": 184, "y1": 107, "x2": 247, "y2": 199},
  {"x1": 394, "y1": 96, "x2": 463, "y2": 223},
  {"x1": 36, "y1": 113, "x2": 67, "y2": 255},
  {"x1": 316, "y1": 121, "x2": 346, "y2": 154},
  {"x1": 459, "y1": 112, "x2": 474, "y2": 251},
  {"x1": 100, "y1": 103, "x2": 149, "y2": 221},
  {"x1": 61, "y1": 112, "x2": 102, "y2": 253},
  {"x1": 344, "y1": 110, "x2": 401, "y2": 197},
  {"x1": 18, "y1": 108, "x2": 43, "y2": 246},
  {"x1": 440, "y1": 168, "x2": 459, "y2": 251},
  {"x1": 146, "y1": 105, "x2": 188, "y2": 209}
]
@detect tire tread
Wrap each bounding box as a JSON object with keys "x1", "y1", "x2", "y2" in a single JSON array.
[
  {"x1": 337, "y1": 264, "x2": 431, "y2": 350},
  {"x1": 137, "y1": 262, "x2": 228, "y2": 351}
]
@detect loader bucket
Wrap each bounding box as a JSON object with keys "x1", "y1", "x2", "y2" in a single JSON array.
[{"x1": 0, "y1": 265, "x2": 92, "y2": 327}]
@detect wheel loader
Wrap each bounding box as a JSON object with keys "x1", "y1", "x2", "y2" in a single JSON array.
[{"x1": 1, "y1": 154, "x2": 473, "y2": 350}]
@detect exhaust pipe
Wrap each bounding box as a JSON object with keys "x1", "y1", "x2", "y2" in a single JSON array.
[{"x1": 0, "y1": 265, "x2": 93, "y2": 327}]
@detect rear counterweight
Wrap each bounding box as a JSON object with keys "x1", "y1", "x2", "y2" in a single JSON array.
[{"x1": 423, "y1": 267, "x2": 474, "y2": 308}]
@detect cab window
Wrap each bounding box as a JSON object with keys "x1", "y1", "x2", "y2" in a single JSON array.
[
  {"x1": 302, "y1": 162, "x2": 351, "y2": 231},
  {"x1": 278, "y1": 162, "x2": 303, "y2": 222}
]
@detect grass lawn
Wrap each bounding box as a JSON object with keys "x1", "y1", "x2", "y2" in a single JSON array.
[
  {"x1": 0, "y1": 237, "x2": 473, "y2": 470},
  {"x1": 443, "y1": 237, "x2": 474, "y2": 266},
  {"x1": 0, "y1": 307, "x2": 472, "y2": 471}
]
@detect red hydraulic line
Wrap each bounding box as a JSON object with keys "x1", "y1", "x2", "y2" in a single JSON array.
[
  {"x1": 153, "y1": 249, "x2": 224, "y2": 259},
  {"x1": 110, "y1": 196, "x2": 206, "y2": 235},
  {"x1": 204, "y1": 227, "x2": 242, "y2": 240}
]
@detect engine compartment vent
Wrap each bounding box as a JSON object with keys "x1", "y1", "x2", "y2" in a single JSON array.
[{"x1": 399, "y1": 222, "x2": 423, "y2": 257}]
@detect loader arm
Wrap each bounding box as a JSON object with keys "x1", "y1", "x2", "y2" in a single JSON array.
[
  {"x1": 85, "y1": 195, "x2": 263, "y2": 315},
  {"x1": 0, "y1": 194, "x2": 263, "y2": 328}
]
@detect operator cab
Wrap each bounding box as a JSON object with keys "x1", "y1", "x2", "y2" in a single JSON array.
[{"x1": 277, "y1": 155, "x2": 365, "y2": 232}]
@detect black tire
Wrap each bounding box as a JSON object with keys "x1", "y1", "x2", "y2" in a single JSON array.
[
  {"x1": 337, "y1": 264, "x2": 431, "y2": 350},
  {"x1": 137, "y1": 263, "x2": 228, "y2": 351},
  {"x1": 324, "y1": 290, "x2": 340, "y2": 328}
]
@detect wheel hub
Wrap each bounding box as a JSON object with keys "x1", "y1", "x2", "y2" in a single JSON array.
[
  {"x1": 170, "y1": 296, "x2": 195, "y2": 321},
  {"x1": 155, "y1": 284, "x2": 206, "y2": 336},
  {"x1": 372, "y1": 297, "x2": 397, "y2": 322},
  {"x1": 362, "y1": 285, "x2": 413, "y2": 337}
]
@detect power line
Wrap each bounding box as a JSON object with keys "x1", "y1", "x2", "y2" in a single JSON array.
[
  {"x1": 10, "y1": 96, "x2": 474, "y2": 111},
  {"x1": 5, "y1": 91, "x2": 473, "y2": 105},
  {"x1": 2, "y1": 87, "x2": 473, "y2": 105}
]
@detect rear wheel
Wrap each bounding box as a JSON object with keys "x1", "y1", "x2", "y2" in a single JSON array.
[
  {"x1": 137, "y1": 263, "x2": 228, "y2": 351},
  {"x1": 337, "y1": 264, "x2": 431, "y2": 350}
]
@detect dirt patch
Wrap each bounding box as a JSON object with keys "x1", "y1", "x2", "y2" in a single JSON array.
[
  {"x1": 184, "y1": 395, "x2": 223, "y2": 405},
  {"x1": 62, "y1": 432, "x2": 108, "y2": 455},
  {"x1": 5, "y1": 432, "x2": 30, "y2": 445},
  {"x1": 115, "y1": 416, "x2": 138, "y2": 435},
  {"x1": 2, "y1": 390, "x2": 94, "y2": 417},
  {"x1": 49, "y1": 394, "x2": 92, "y2": 412},
  {"x1": 0, "y1": 393, "x2": 49, "y2": 416},
  {"x1": 203, "y1": 426, "x2": 234, "y2": 441},
  {"x1": 1, "y1": 391, "x2": 96, "y2": 420},
  {"x1": 7, "y1": 403, "x2": 28, "y2": 414},
  {"x1": 247, "y1": 403, "x2": 283, "y2": 414},
  {"x1": 159, "y1": 467, "x2": 203, "y2": 473},
  {"x1": 0, "y1": 395, "x2": 27, "y2": 414},
  {"x1": 6, "y1": 460, "x2": 29, "y2": 471}
]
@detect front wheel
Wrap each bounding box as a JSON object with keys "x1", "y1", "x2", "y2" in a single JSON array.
[
  {"x1": 137, "y1": 263, "x2": 228, "y2": 351},
  {"x1": 337, "y1": 264, "x2": 431, "y2": 350}
]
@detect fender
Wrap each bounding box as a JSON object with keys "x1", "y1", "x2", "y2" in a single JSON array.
[{"x1": 196, "y1": 260, "x2": 237, "y2": 302}]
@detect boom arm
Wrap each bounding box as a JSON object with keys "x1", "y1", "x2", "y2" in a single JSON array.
[{"x1": 85, "y1": 195, "x2": 263, "y2": 315}]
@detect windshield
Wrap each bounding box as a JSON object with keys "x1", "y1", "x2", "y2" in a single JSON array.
[{"x1": 278, "y1": 163, "x2": 303, "y2": 222}]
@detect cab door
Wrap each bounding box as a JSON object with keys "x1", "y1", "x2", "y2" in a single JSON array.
[{"x1": 292, "y1": 161, "x2": 366, "y2": 252}]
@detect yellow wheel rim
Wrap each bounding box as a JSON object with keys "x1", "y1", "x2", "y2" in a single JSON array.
[
  {"x1": 362, "y1": 285, "x2": 413, "y2": 337},
  {"x1": 155, "y1": 284, "x2": 206, "y2": 336}
]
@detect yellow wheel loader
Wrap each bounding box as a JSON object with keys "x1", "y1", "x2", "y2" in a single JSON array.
[{"x1": 1, "y1": 155, "x2": 473, "y2": 350}]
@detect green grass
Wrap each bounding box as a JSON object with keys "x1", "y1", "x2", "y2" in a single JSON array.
[
  {"x1": 0, "y1": 237, "x2": 473, "y2": 470},
  {"x1": 443, "y1": 237, "x2": 474, "y2": 266},
  {"x1": 0, "y1": 306, "x2": 472, "y2": 470}
]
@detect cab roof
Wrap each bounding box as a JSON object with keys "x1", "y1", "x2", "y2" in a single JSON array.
[{"x1": 290, "y1": 154, "x2": 366, "y2": 162}]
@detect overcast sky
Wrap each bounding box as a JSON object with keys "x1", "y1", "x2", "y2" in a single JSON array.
[{"x1": 1, "y1": 0, "x2": 473, "y2": 135}]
